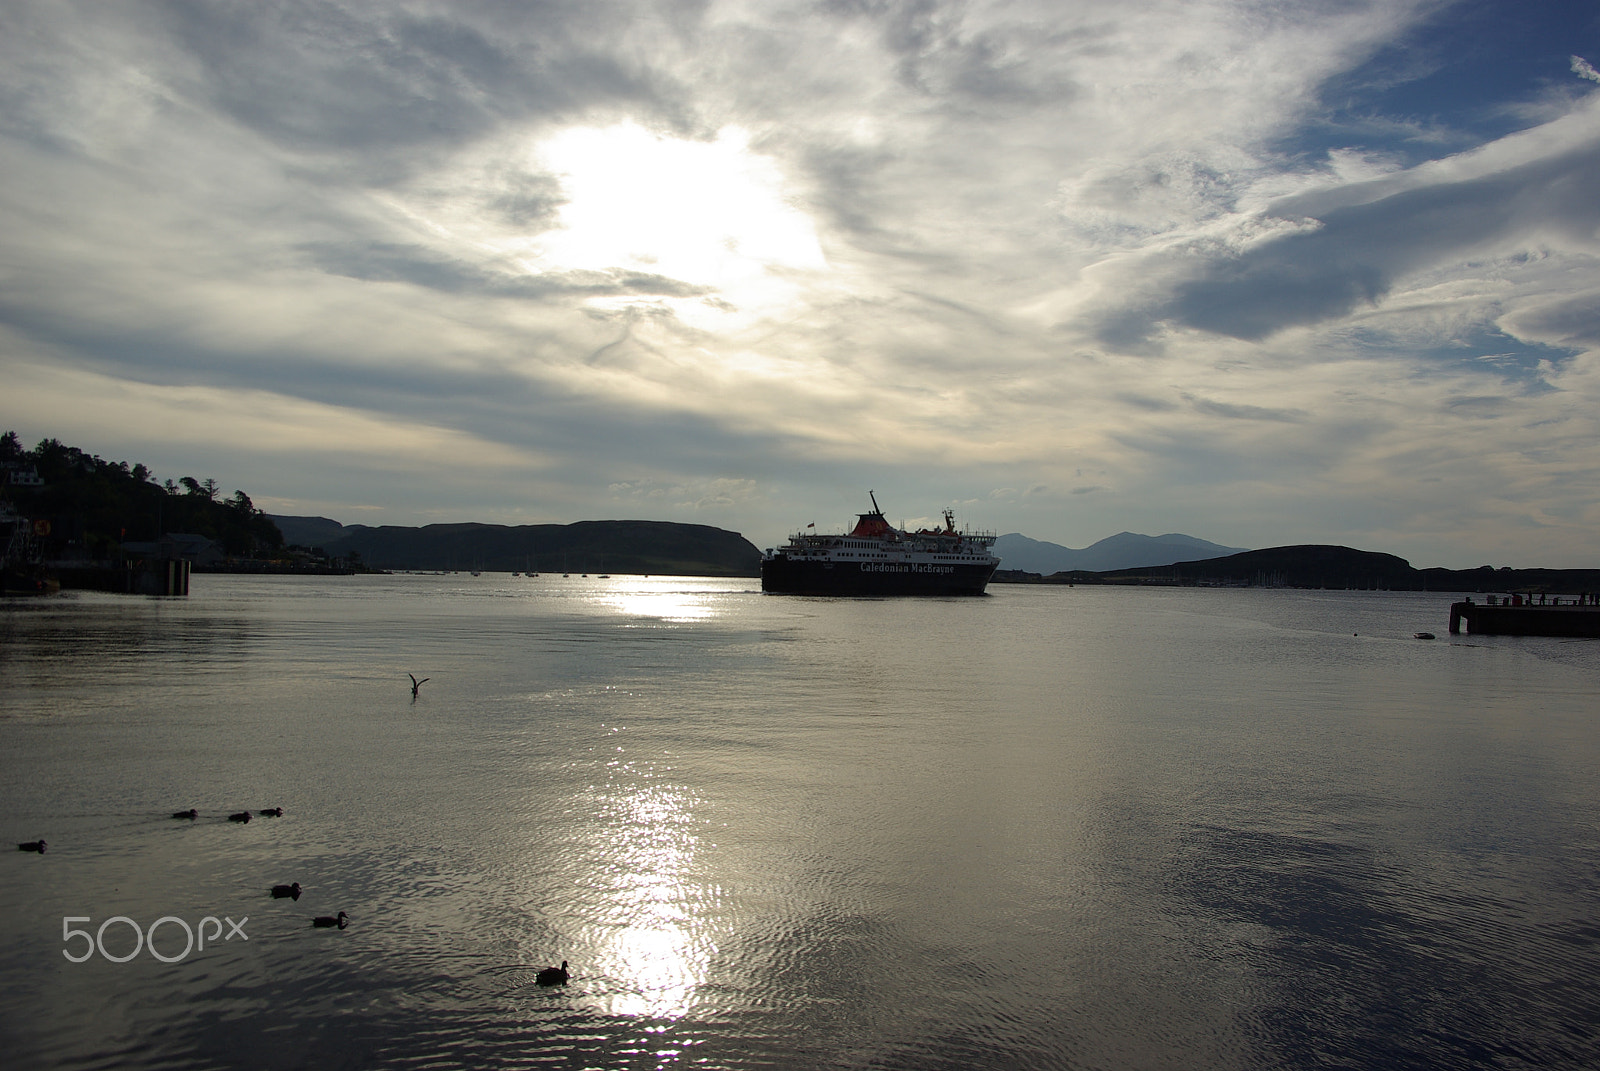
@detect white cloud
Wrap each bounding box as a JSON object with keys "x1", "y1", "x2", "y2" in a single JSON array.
[{"x1": 2, "y1": 0, "x2": 1598, "y2": 565}]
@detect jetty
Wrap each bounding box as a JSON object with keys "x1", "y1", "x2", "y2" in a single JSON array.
[
  {"x1": 52, "y1": 558, "x2": 191, "y2": 596},
  {"x1": 1449, "y1": 595, "x2": 1600, "y2": 637}
]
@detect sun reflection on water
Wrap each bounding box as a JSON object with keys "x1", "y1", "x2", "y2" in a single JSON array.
[
  {"x1": 580, "y1": 774, "x2": 716, "y2": 1020},
  {"x1": 506, "y1": 575, "x2": 755, "y2": 1025},
  {"x1": 606, "y1": 589, "x2": 718, "y2": 623},
  {"x1": 593, "y1": 577, "x2": 742, "y2": 624}
]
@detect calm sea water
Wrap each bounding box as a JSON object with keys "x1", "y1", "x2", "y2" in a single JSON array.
[{"x1": 2, "y1": 575, "x2": 1597, "y2": 1070}]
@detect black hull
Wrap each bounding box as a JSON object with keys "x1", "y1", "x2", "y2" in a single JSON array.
[{"x1": 761, "y1": 557, "x2": 997, "y2": 596}]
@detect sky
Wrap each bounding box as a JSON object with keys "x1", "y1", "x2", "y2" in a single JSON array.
[{"x1": 3, "y1": 0, "x2": 1599, "y2": 568}]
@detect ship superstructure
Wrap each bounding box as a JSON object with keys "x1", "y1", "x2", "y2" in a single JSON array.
[{"x1": 761, "y1": 493, "x2": 1000, "y2": 595}]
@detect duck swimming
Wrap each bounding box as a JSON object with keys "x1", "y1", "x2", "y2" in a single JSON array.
[
  {"x1": 258, "y1": 807, "x2": 284, "y2": 817},
  {"x1": 535, "y1": 961, "x2": 569, "y2": 986},
  {"x1": 313, "y1": 912, "x2": 349, "y2": 929},
  {"x1": 172, "y1": 809, "x2": 198, "y2": 820},
  {"x1": 17, "y1": 840, "x2": 46, "y2": 853},
  {"x1": 271, "y1": 883, "x2": 302, "y2": 899},
  {"x1": 228, "y1": 812, "x2": 252, "y2": 823}
]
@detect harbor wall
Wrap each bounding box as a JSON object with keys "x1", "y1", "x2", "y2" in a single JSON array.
[
  {"x1": 1449, "y1": 600, "x2": 1600, "y2": 637},
  {"x1": 53, "y1": 559, "x2": 190, "y2": 596}
]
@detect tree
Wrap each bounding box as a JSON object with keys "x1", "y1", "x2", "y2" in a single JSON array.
[{"x1": 14, "y1": 432, "x2": 284, "y2": 560}]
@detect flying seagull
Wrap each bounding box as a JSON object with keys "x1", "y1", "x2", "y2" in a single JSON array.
[{"x1": 409, "y1": 673, "x2": 430, "y2": 698}]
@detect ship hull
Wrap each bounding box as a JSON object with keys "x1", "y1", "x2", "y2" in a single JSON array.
[{"x1": 760, "y1": 556, "x2": 997, "y2": 596}]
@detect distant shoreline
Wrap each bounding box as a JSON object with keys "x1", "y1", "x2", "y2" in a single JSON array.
[{"x1": 991, "y1": 545, "x2": 1600, "y2": 595}]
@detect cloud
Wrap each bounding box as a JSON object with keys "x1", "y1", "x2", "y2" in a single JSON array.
[
  {"x1": 3, "y1": 0, "x2": 1599, "y2": 566},
  {"x1": 608, "y1": 476, "x2": 763, "y2": 512},
  {"x1": 1096, "y1": 124, "x2": 1600, "y2": 344},
  {"x1": 300, "y1": 241, "x2": 714, "y2": 299},
  {"x1": 149, "y1": 0, "x2": 682, "y2": 180},
  {"x1": 1504, "y1": 291, "x2": 1600, "y2": 348},
  {"x1": 1183, "y1": 396, "x2": 1309, "y2": 423}
]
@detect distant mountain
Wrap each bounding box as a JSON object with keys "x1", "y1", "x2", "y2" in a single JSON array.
[
  {"x1": 266, "y1": 516, "x2": 760, "y2": 576},
  {"x1": 271, "y1": 515, "x2": 368, "y2": 548},
  {"x1": 995, "y1": 531, "x2": 1248, "y2": 574},
  {"x1": 1061, "y1": 545, "x2": 1600, "y2": 593},
  {"x1": 1158, "y1": 545, "x2": 1418, "y2": 588}
]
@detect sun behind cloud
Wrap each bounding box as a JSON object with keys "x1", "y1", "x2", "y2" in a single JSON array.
[{"x1": 527, "y1": 122, "x2": 826, "y2": 326}]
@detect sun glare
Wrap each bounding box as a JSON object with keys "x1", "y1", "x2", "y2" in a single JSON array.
[
  {"x1": 529, "y1": 123, "x2": 825, "y2": 325},
  {"x1": 587, "y1": 780, "x2": 713, "y2": 1020}
]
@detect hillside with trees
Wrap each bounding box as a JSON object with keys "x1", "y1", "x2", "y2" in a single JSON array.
[
  {"x1": 0, "y1": 432, "x2": 758, "y2": 579},
  {"x1": 269, "y1": 516, "x2": 761, "y2": 577},
  {"x1": 1, "y1": 431, "x2": 283, "y2": 560}
]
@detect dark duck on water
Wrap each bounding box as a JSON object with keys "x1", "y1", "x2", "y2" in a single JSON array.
[
  {"x1": 536, "y1": 961, "x2": 569, "y2": 986},
  {"x1": 17, "y1": 840, "x2": 46, "y2": 853},
  {"x1": 313, "y1": 912, "x2": 350, "y2": 929},
  {"x1": 272, "y1": 883, "x2": 302, "y2": 899}
]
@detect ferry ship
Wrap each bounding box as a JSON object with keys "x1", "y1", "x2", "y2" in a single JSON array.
[{"x1": 761, "y1": 494, "x2": 1000, "y2": 595}]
